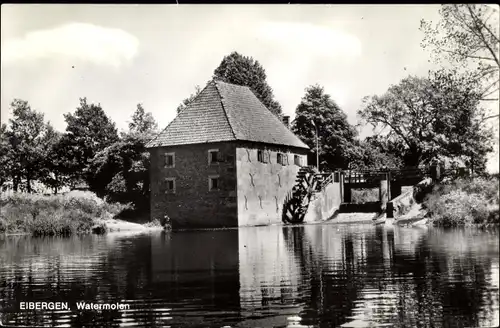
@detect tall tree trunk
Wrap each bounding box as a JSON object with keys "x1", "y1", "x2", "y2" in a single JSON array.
[
  {"x1": 13, "y1": 174, "x2": 19, "y2": 192},
  {"x1": 54, "y1": 175, "x2": 59, "y2": 194},
  {"x1": 26, "y1": 170, "x2": 32, "y2": 193}
]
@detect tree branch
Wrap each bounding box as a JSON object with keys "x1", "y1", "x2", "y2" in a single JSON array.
[
  {"x1": 466, "y1": 5, "x2": 500, "y2": 67},
  {"x1": 441, "y1": 49, "x2": 497, "y2": 62},
  {"x1": 480, "y1": 114, "x2": 500, "y2": 123},
  {"x1": 471, "y1": 66, "x2": 499, "y2": 81},
  {"x1": 481, "y1": 85, "x2": 500, "y2": 99},
  {"x1": 472, "y1": 5, "x2": 500, "y2": 44},
  {"x1": 369, "y1": 114, "x2": 414, "y2": 150}
]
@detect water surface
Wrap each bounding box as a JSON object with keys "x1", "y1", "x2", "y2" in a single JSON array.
[{"x1": 0, "y1": 224, "x2": 498, "y2": 327}]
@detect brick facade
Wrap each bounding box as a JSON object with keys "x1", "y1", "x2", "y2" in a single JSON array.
[
  {"x1": 150, "y1": 142, "x2": 238, "y2": 229},
  {"x1": 149, "y1": 141, "x2": 308, "y2": 229}
]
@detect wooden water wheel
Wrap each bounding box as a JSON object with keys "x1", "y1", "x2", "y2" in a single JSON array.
[{"x1": 282, "y1": 166, "x2": 319, "y2": 224}]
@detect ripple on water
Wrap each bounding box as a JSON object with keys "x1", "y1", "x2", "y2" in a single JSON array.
[{"x1": 0, "y1": 225, "x2": 498, "y2": 328}]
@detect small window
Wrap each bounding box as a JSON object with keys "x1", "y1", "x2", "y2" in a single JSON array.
[
  {"x1": 165, "y1": 178, "x2": 176, "y2": 193},
  {"x1": 264, "y1": 151, "x2": 270, "y2": 163},
  {"x1": 164, "y1": 153, "x2": 175, "y2": 168},
  {"x1": 208, "y1": 175, "x2": 220, "y2": 191},
  {"x1": 258, "y1": 150, "x2": 269, "y2": 163},
  {"x1": 257, "y1": 150, "x2": 264, "y2": 163},
  {"x1": 277, "y1": 153, "x2": 287, "y2": 166},
  {"x1": 208, "y1": 149, "x2": 220, "y2": 164},
  {"x1": 294, "y1": 155, "x2": 302, "y2": 166}
]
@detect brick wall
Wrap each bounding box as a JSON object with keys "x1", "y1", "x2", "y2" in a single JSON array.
[
  {"x1": 235, "y1": 142, "x2": 309, "y2": 226},
  {"x1": 149, "y1": 142, "x2": 238, "y2": 229}
]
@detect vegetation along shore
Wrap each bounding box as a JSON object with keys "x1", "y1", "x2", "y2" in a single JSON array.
[
  {"x1": 423, "y1": 176, "x2": 499, "y2": 228},
  {"x1": 0, "y1": 191, "x2": 162, "y2": 236}
]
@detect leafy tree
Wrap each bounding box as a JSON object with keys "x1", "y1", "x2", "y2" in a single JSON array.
[
  {"x1": 358, "y1": 72, "x2": 493, "y2": 170},
  {"x1": 420, "y1": 4, "x2": 499, "y2": 101},
  {"x1": 213, "y1": 51, "x2": 283, "y2": 117},
  {"x1": 52, "y1": 135, "x2": 86, "y2": 189},
  {"x1": 176, "y1": 85, "x2": 201, "y2": 114},
  {"x1": 292, "y1": 85, "x2": 359, "y2": 171},
  {"x1": 352, "y1": 135, "x2": 404, "y2": 170},
  {"x1": 4, "y1": 99, "x2": 49, "y2": 193},
  {"x1": 429, "y1": 69, "x2": 494, "y2": 172},
  {"x1": 90, "y1": 105, "x2": 158, "y2": 209},
  {"x1": 61, "y1": 97, "x2": 119, "y2": 192},
  {"x1": 38, "y1": 124, "x2": 65, "y2": 193},
  {"x1": 129, "y1": 103, "x2": 158, "y2": 133},
  {"x1": 0, "y1": 123, "x2": 12, "y2": 189}
]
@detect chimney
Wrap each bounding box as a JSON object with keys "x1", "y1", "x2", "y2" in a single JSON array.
[{"x1": 282, "y1": 115, "x2": 290, "y2": 128}]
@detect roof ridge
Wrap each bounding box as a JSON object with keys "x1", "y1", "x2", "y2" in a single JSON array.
[{"x1": 214, "y1": 80, "x2": 237, "y2": 140}]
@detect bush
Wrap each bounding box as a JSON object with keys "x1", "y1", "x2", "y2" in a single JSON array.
[
  {"x1": 413, "y1": 178, "x2": 434, "y2": 203},
  {"x1": 351, "y1": 188, "x2": 379, "y2": 203},
  {"x1": 425, "y1": 177, "x2": 499, "y2": 227},
  {"x1": 0, "y1": 191, "x2": 130, "y2": 236}
]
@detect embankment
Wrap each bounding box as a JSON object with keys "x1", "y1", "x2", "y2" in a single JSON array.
[
  {"x1": 424, "y1": 177, "x2": 499, "y2": 227},
  {"x1": 0, "y1": 191, "x2": 162, "y2": 236}
]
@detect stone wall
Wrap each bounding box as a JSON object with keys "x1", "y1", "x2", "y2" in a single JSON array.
[
  {"x1": 235, "y1": 142, "x2": 309, "y2": 226},
  {"x1": 303, "y1": 178, "x2": 342, "y2": 223},
  {"x1": 149, "y1": 142, "x2": 238, "y2": 229},
  {"x1": 391, "y1": 188, "x2": 415, "y2": 217}
]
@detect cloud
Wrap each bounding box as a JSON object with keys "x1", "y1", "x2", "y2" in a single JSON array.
[
  {"x1": 2, "y1": 22, "x2": 139, "y2": 67},
  {"x1": 257, "y1": 22, "x2": 362, "y2": 58}
]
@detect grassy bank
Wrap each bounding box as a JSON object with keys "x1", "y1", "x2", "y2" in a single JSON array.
[
  {"x1": 424, "y1": 177, "x2": 499, "y2": 227},
  {"x1": 0, "y1": 191, "x2": 131, "y2": 236}
]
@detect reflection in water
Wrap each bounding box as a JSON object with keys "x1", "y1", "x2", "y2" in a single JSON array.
[{"x1": 0, "y1": 225, "x2": 498, "y2": 328}]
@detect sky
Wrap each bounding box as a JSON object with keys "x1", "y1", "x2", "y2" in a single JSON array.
[{"x1": 1, "y1": 4, "x2": 499, "y2": 172}]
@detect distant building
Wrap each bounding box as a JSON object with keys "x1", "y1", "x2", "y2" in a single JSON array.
[{"x1": 146, "y1": 80, "x2": 309, "y2": 229}]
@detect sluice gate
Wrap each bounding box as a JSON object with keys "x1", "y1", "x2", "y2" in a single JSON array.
[{"x1": 282, "y1": 165, "x2": 462, "y2": 224}]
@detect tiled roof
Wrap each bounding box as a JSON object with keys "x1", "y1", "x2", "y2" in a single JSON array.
[{"x1": 146, "y1": 80, "x2": 309, "y2": 149}]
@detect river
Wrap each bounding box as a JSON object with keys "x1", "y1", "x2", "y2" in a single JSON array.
[{"x1": 0, "y1": 224, "x2": 498, "y2": 327}]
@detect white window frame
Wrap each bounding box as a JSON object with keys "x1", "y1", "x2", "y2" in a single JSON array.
[
  {"x1": 208, "y1": 175, "x2": 220, "y2": 191},
  {"x1": 208, "y1": 149, "x2": 220, "y2": 165},
  {"x1": 165, "y1": 177, "x2": 176, "y2": 193},
  {"x1": 164, "y1": 152, "x2": 175, "y2": 168}
]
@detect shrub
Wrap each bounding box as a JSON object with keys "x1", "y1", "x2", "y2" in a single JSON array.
[
  {"x1": 425, "y1": 177, "x2": 499, "y2": 227},
  {"x1": 144, "y1": 218, "x2": 162, "y2": 228},
  {"x1": 0, "y1": 191, "x2": 130, "y2": 236},
  {"x1": 413, "y1": 178, "x2": 434, "y2": 203}
]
